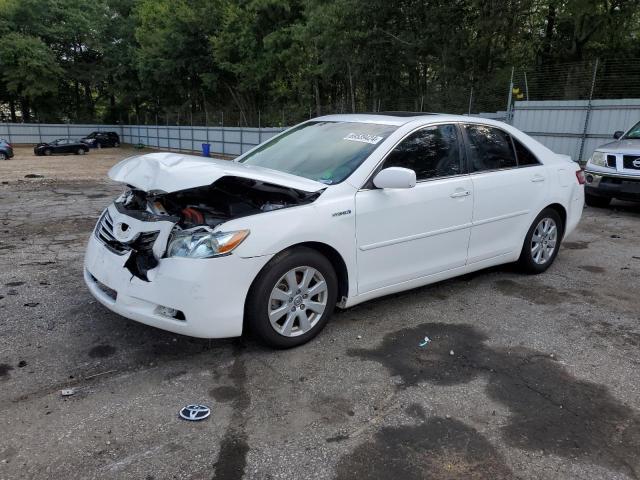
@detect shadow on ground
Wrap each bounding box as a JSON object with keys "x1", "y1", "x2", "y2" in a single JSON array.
[{"x1": 346, "y1": 323, "x2": 639, "y2": 478}]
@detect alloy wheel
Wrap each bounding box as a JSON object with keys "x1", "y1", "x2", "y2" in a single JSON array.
[
  {"x1": 268, "y1": 266, "x2": 328, "y2": 337},
  {"x1": 531, "y1": 217, "x2": 557, "y2": 265}
]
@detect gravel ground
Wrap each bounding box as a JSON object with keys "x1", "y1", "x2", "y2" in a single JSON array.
[{"x1": 1, "y1": 146, "x2": 639, "y2": 480}]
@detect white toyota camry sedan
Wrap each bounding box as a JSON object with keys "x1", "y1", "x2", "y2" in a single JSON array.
[{"x1": 84, "y1": 113, "x2": 584, "y2": 347}]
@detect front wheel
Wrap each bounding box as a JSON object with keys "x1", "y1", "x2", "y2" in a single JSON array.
[
  {"x1": 76, "y1": 148, "x2": 85, "y2": 155},
  {"x1": 44, "y1": 149, "x2": 52, "y2": 156},
  {"x1": 518, "y1": 208, "x2": 563, "y2": 274},
  {"x1": 246, "y1": 247, "x2": 338, "y2": 348}
]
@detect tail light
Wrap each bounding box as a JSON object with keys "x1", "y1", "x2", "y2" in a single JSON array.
[{"x1": 575, "y1": 169, "x2": 586, "y2": 185}]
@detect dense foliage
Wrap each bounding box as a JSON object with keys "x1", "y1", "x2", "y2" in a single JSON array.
[{"x1": 0, "y1": 0, "x2": 638, "y2": 125}]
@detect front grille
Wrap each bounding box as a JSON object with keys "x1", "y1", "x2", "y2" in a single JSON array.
[
  {"x1": 606, "y1": 155, "x2": 617, "y2": 168},
  {"x1": 622, "y1": 155, "x2": 640, "y2": 170},
  {"x1": 135, "y1": 231, "x2": 160, "y2": 253},
  {"x1": 94, "y1": 210, "x2": 159, "y2": 256},
  {"x1": 94, "y1": 210, "x2": 130, "y2": 254}
]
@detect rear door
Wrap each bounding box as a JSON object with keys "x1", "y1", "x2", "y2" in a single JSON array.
[
  {"x1": 355, "y1": 123, "x2": 473, "y2": 293},
  {"x1": 463, "y1": 124, "x2": 549, "y2": 265}
]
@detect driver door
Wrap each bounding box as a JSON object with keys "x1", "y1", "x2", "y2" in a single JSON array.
[{"x1": 355, "y1": 124, "x2": 473, "y2": 293}]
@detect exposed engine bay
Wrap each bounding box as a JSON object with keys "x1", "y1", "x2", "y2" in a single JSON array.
[{"x1": 104, "y1": 176, "x2": 322, "y2": 280}]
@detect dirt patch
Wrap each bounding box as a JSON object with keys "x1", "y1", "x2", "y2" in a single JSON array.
[
  {"x1": 348, "y1": 323, "x2": 640, "y2": 477},
  {"x1": 0, "y1": 146, "x2": 151, "y2": 183},
  {"x1": 563, "y1": 241, "x2": 590, "y2": 250},
  {"x1": 336, "y1": 416, "x2": 513, "y2": 480},
  {"x1": 88, "y1": 345, "x2": 117, "y2": 359},
  {"x1": 493, "y1": 279, "x2": 568, "y2": 305},
  {"x1": 212, "y1": 349, "x2": 250, "y2": 480},
  {"x1": 0, "y1": 363, "x2": 13, "y2": 379},
  {"x1": 580, "y1": 265, "x2": 606, "y2": 273}
]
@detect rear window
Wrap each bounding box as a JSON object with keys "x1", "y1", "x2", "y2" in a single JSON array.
[{"x1": 512, "y1": 138, "x2": 540, "y2": 166}]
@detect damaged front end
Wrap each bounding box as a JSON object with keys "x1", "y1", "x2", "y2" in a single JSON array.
[{"x1": 95, "y1": 175, "x2": 323, "y2": 281}]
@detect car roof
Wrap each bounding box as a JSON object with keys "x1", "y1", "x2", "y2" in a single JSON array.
[{"x1": 313, "y1": 112, "x2": 508, "y2": 127}]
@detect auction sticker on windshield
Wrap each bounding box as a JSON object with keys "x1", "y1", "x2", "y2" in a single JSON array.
[{"x1": 343, "y1": 133, "x2": 384, "y2": 144}]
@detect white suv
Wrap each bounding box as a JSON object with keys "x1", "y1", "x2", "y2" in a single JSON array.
[{"x1": 584, "y1": 120, "x2": 640, "y2": 207}]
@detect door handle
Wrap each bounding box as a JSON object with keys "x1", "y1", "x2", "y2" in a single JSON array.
[
  {"x1": 531, "y1": 175, "x2": 545, "y2": 182},
  {"x1": 450, "y1": 190, "x2": 471, "y2": 198}
]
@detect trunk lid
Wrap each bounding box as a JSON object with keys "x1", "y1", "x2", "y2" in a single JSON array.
[{"x1": 108, "y1": 152, "x2": 327, "y2": 193}]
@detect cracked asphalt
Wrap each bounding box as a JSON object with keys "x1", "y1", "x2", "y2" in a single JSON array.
[{"x1": 1, "y1": 147, "x2": 640, "y2": 479}]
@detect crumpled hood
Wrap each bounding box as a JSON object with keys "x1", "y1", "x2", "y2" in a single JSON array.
[
  {"x1": 108, "y1": 152, "x2": 327, "y2": 193},
  {"x1": 596, "y1": 138, "x2": 640, "y2": 154}
]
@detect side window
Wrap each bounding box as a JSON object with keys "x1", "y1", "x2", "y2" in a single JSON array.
[
  {"x1": 382, "y1": 124, "x2": 462, "y2": 181},
  {"x1": 464, "y1": 124, "x2": 517, "y2": 172},
  {"x1": 512, "y1": 137, "x2": 540, "y2": 166}
]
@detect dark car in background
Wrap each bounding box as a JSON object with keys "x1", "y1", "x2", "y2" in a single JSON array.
[
  {"x1": 0, "y1": 138, "x2": 14, "y2": 160},
  {"x1": 34, "y1": 138, "x2": 89, "y2": 156},
  {"x1": 80, "y1": 131, "x2": 120, "y2": 148}
]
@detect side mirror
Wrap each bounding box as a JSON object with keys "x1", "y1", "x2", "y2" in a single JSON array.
[
  {"x1": 613, "y1": 130, "x2": 624, "y2": 139},
  {"x1": 373, "y1": 167, "x2": 417, "y2": 189}
]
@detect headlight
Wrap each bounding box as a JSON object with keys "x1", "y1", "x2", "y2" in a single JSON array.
[
  {"x1": 588, "y1": 151, "x2": 607, "y2": 167},
  {"x1": 167, "y1": 229, "x2": 250, "y2": 258}
]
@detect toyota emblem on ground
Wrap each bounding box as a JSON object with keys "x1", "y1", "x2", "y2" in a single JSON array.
[{"x1": 179, "y1": 404, "x2": 211, "y2": 421}]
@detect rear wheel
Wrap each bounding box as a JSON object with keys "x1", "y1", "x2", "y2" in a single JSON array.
[
  {"x1": 0, "y1": 152, "x2": 6, "y2": 161},
  {"x1": 44, "y1": 148, "x2": 52, "y2": 156},
  {"x1": 76, "y1": 148, "x2": 85, "y2": 155},
  {"x1": 96, "y1": 142, "x2": 102, "y2": 149},
  {"x1": 246, "y1": 247, "x2": 338, "y2": 348},
  {"x1": 518, "y1": 208, "x2": 563, "y2": 274},
  {"x1": 114, "y1": 141, "x2": 120, "y2": 147},
  {"x1": 585, "y1": 192, "x2": 611, "y2": 208}
]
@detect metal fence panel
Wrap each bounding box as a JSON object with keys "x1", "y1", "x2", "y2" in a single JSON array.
[
  {"x1": 0, "y1": 122, "x2": 289, "y2": 157},
  {"x1": 512, "y1": 99, "x2": 640, "y2": 162},
  {"x1": 6, "y1": 100, "x2": 638, "y2": 163}
]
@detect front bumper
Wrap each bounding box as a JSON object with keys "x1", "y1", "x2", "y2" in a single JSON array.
[
  {"x1": 584, "y1": 170, "x2": 640, "y2": 201},
  {"x1": 84, "y1": 233, "x2": 273, "y2": 338}
]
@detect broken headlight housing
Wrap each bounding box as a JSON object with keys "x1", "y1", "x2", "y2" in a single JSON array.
[{"x1": 166, "y1": 229, "x2": 250, "y2": 259}]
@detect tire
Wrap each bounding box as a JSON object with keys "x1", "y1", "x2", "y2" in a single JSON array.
[
  {"x1": 76, "y1": 148, "x2": 85, "y2": 155},
  {"x1": 96, "y1": 142, "x2": 102, "y2": 149},
  {"x1": 245, "y1": 246, "x2": 338, "y2": 348},
  {"x1": 114, "y1": 141, "x2": 120, "y2": 147},
  {"x1": 585, "y1": 192, "x2": 611, "y2": 208},
  {"x1": 517, "y1": 208, "x2": 564, "y2": 274},
  {"x1": 44, "y1": 149, "x2": 52, "y2": 156},
  {"x1": 0, "y1": 152, "x2": 6, "y2": 161}
]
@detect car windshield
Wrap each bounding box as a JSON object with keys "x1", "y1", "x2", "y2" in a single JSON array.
[
  {"x1": 624, "y1": 121, "x2": 640, "y2": 139},
  {"x1": 85, "y1": 132, "x2": 98, "y2": 138},
  {"x1": 238, "y1": 121, "x2": 398, "y2": 184}
]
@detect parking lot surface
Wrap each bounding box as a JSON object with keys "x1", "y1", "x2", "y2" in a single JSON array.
[{"x1": 1, "y1": 147, "x2": 639, "y2": 479}]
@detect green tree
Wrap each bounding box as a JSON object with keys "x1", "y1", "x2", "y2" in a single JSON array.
[{"x1": 0, "y1": 32, "x2": 62, "y2": 121}]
